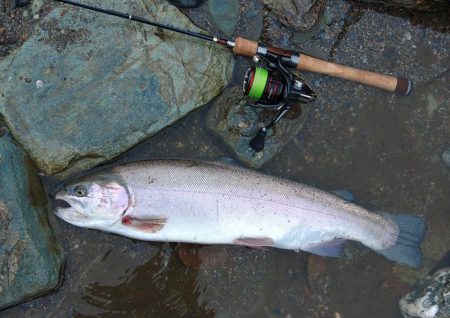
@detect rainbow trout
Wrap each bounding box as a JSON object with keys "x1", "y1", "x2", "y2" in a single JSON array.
[{"x1": 54, "y1": 160, "x2": 426, "y2": 268}]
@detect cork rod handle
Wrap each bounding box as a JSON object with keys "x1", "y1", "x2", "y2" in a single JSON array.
[
  {"x1": 297, "y1": 55, "x2": 412, "y2": 95},
  {"x1": 232, "y1": 37, "x2": 413, "y2": 95},
  {"x1": 233, "y1": 37, "x2": 259, "y2": 58}
]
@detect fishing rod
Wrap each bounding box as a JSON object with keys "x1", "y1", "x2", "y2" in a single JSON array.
[{"x1": 55, "y1": 0, "x2": 413, "y2": 151}]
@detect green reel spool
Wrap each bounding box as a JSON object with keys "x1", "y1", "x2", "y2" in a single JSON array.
[{"x1": 243, "y1": 67, "x2": 269, "y2": 100}]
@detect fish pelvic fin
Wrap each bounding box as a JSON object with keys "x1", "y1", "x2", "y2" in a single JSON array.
[
  {"x1": 377, "y1": 212, "x2": 427, "y2": 268},
  {"x1": 233, "y1": 237, "x2": 274, "y2": 248}
]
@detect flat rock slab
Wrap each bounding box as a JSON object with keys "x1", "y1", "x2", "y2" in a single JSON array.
[
  {"x1": 261, "y1": 0, "x2": 325, "y2": 31},
  {"x1": 0, "y1": 0, "x2": 232, "y2": 175},
  {"x1": 0, "y1": 133, "x2": 64, "y2": 310},
  {"x1": 206, "y1": 86, "x2": 311, "y2": 168}
]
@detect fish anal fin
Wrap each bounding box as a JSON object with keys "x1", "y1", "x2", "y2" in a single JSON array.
[
  {"x1": 303, "y1": 239, "x2": 346, "y2": 257},
  {"x1": 122, "y1": 215, "x2": 166, "y2": 233},
  {"x1": 233, "y1": 237, "x2": 274, "y2": 248}
]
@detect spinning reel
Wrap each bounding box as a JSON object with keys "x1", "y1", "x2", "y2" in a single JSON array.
[{"x1": 242, "y1": 53, "x2": 317, "y2": 151}]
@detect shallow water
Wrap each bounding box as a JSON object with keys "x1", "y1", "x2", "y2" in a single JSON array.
[{"x1": 2, "y1": 0, "x2": 450, "y2": 317}]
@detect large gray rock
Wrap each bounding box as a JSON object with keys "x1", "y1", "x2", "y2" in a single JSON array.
[
  {"x1": 207, "y1": 0, "x2": 239, "y2": 37},
  {"x1": 399, "y1": 268, "x2": 450, "y2": 318},
  {"x1": 206, "y1": 86, "x2": 311, "y2": 168},
  {"x1": 0, "y1": 133, "x2": 64, "y2": 310},
  {"x1": 0, "y1": 0, "x2": 233, "y2": 175},
  {"x1": 0, "y1": 0, "x2": 28, "y2": 13},
  {"x1": 261, "y1": 0, "x2": 325, "y2": 32}
]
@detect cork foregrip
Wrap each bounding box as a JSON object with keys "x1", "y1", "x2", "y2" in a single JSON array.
[{"x1": 233, "y1": 37, "x2": 258, "y2": 57}]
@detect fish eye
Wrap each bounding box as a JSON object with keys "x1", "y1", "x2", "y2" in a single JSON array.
[{"x1": 74, "y1": 185, "x2": 87, "y2": 197}]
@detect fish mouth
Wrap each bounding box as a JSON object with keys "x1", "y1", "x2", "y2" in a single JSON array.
[
  {"x1": 53, "y1": 198, "x2": 75, "y2": 218},
  {"x1": 52, "y1": 196, "x2": 82, "y2": 222},
  {"x1": 54, "y1": 199, "x2": 71, "y2": 209}
]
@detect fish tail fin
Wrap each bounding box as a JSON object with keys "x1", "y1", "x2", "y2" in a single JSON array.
[{"x1": 377, "y1": 212, "x2": 427, "y2": 268}]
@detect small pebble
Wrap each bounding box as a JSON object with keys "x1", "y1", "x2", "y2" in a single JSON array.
[
  {"x1": 36, "y1": 80, "x2": 43, "y2": 88},
  {"x1": 33, "y1": 14, "x2": 39, "y2": 20},
  {"x1": 405, "y1": 32, "x2": 412, "y2": 41},
  {"x1": 238, "y1": 121, "x2": 250, "y2": 128},
  {"x1": 441, "y1": 148, "x2": 450, "y2": 168},
  {"x1": 305, "y1": 154, "x2": 314, "y2": 163}
]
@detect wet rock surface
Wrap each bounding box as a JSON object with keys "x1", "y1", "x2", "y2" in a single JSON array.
[
  {"x1": 0, "y1": 0, "x2": 232, "y2": 175},
  {"x1": 0, "y1": 0, "x2": 49, "y2": 57},
  {"x1": 206, "y1": 86, "x2": 311, "y2": 168},
  {"x1": 441, "y1": 148, "x2": 450, "y2": 168},
  {"x1": 0, "y1": 133, "x2": 64, "y2": 310},
  {"x1": 399, "y1": 268, "x2": 450, "y2": 318},
  {"x1": 207, "y1": 0, "x2": 239, "y2": 37},
  {"x1": 261, "y1": 0, "x2": 325, "y2": 32},
  {"x1": 346, "y1": 0, "x2": 450, "y2": 32},
  {"x1": 0, "y1": 0, "x2": 28, "y2": 13},
  {"x1": 1, "y1": 0, "x2": 449, "y2": 317}
]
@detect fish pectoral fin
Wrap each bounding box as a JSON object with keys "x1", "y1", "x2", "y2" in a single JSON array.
[
  {"x1": 233, "y1": 237, "x2": 274, "y2": 248},
  {"x1": 303, "y1": 239, "x2": 346, "y2": 257},
  {"x1": 121, "y1": 216, "x2": 166, "y2": 233}
]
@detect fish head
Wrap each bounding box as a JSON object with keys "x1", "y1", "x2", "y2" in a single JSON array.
[{"x1": 54, "y1": 175, "x2": 130, "y2": 229}]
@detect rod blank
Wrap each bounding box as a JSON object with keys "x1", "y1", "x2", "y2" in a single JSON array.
[{"x1": 57, "y1": 0, "x2": 215, "y2": 43}]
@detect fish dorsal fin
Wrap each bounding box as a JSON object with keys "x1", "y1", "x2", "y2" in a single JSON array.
[
  {"x1": 303, "y1": 239, "x2": 346, "y2": 257},
  {"x1": 332, "y1": 190, "x2": 354, "y2": 202}
]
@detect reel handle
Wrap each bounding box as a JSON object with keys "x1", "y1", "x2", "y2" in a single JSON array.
[
  {"x1": 250, "y1": 128, "x2": 267, "y2": 152},
  {"x1": 233, "y1": 37, "x2": 413, "y2": 96}
]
